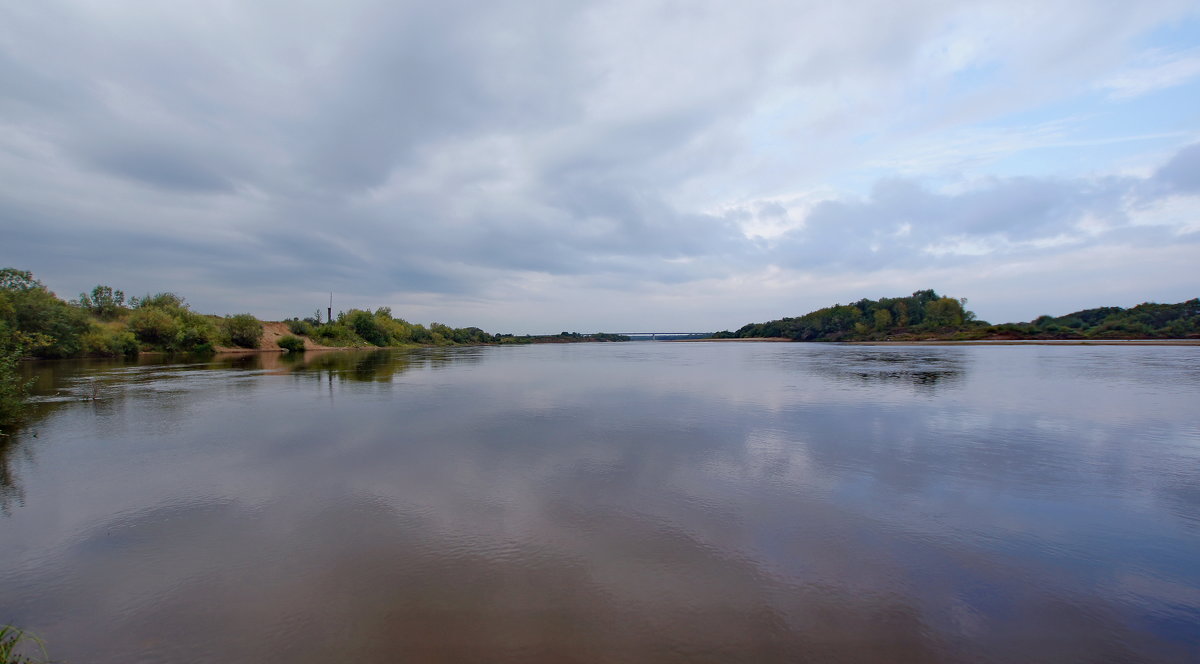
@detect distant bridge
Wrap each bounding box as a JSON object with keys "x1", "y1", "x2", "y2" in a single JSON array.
[{"x1": 603, "y1": 332, "x2": 714, "y2": 340}]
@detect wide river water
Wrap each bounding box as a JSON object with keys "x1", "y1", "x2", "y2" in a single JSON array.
[{"x1": 1, "y1": 342, "x2": 1198, "y2": 663}]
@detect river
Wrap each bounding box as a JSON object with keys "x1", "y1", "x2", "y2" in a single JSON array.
[{"x1": 2, "y1": 342, "x2": 1198, "y2": 663}]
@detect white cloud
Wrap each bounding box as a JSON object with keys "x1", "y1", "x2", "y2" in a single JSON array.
[
  {"x1": 1100, "y1": 48, "x2": 1200, "y2": 99},
  {"x1": 1127, "y1": 193, "x2": 1200, "y2": 234}
]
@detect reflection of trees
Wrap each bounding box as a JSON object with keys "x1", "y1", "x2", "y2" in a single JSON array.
[
  {"x1": 211, "y1": 354, "x2": 265, "y2": 371},
  {"x1": 0, "y1": 349, "x2": 493, "y2": 512},
  {"x1": 284, "y1": 348, "x2": 484, "y2": 382},
  {"x1": 807, "y1": 349, "x2": 969, "y2": 389},
  {"x1": 0, "y1": 435, "x2": 28, "y2": 514},
  {"x1": 285, "y1": 350, "x2": 411, "y2": 382}
]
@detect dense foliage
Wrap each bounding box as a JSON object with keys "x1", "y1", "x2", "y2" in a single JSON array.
[
  {"x1": 541, "y1": 331, "x2": 632, "y2": 342},
  {"x1": 0, "y1": 333, "x2": 31, "y2": 432},
  {"x1": 76, "y1": 285, "x2": 126, "y2": 320},
  {"x1": 0, "y1": 269, "x2": 91, "y2": 358},
  {"x1": 276, "y1": 335, "x2": 305, "y2": 353},
  {"x1": 127, "y1": 293, "x2": 220, "y2": 353},
  {"x1": 719, "y1": 290, "x2": 979, "y2": 341},
  {"x1": 0, "y1": 268, "x2": 632, "y2": 429},
  {"x1": 0, "y1": 268, "x2": 527, "y2": 361},
  {"x1": 719, "y1": 290, "x2": 1200, "y2": 341},
  {"x1": 221, "y1": 314, "x2": 263, "y2": 349},
  {"x1": 981, "y1": 299, "x2": 1200, "y2": 340},
  {"x1": 293, "y1": 308, "x2": 512, "y2": 348}
]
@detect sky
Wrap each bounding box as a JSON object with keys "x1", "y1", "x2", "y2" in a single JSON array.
[{"x1": 1, "y1": 1, "x2": 1198, "y2": 334}]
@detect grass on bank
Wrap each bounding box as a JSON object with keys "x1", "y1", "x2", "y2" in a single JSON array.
[{"x1": 0, "y1": 625, "x2": 48, "y2": 664}]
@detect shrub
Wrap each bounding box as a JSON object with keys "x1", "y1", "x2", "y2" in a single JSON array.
[
  {"x1": 133, "y1": 292, "x2": 186, "y2": 309},
  {"x1": 277, "y1": 335, "x2": 305, "y2": 353},
  {"x1": 344, "y1": 309, "x2": 389, "y2": 346},
  {"x1": 221, "y1": 314, "x2": 262, "y2": 349},
  {"x1": 127, "y1": 303, "x2": 217, "y2": 352},
  {"x1": 286, "y1": 319, "x2": 313, "y2": 336},
  {"x1": 128, "y1": 307, "x2": 180, "y2": 346},
  {"x1": 81, "y1": 328, "x2": 139, "y2": 357},
  {"x1": 176, "y1": 314, "x2": 218, "y2": 352},
  {"x1": 1, "y1": 269, "x2": 90, "y2": 358},
  {"x1": 0, "y1": 331, "x2": 33, "y2": 432},
  {"x1": 313, "y1": 324, "x2": 367, "y2": 347}
]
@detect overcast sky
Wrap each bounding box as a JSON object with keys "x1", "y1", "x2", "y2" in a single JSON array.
[{"x1": 2, "y1": 1, "x2": 1198, "y2": 333}]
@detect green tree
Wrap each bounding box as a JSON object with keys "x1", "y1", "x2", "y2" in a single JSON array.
[
  {"x1": 125, "y1": 293, "x2": 218, "y2": 352},
  {"x1": 77, "y1": 285, "x2": 126, "y2": 320},
  {"x1": 925, "y1": 297, "x2": 965, "y2": 327},
  {"x1": 0, "y1": 268, "x2": 90, "y2": 358},
  {"x1": 128, "y1": 307, "x2": 180, "y2": 346},
  {"x1": 344, "y1": 309, "x2": 389, "y2": 346},
  {"x1": 221, "y1": 314, "x2": 262, "y2": 349},
  {"x1": 874, "y1": 308, "x2": 893, "y2": 331}
]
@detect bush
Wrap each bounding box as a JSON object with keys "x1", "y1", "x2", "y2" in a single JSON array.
[
  {"x1": 286, "y1": 319, "x2": 313, "y2": 336},
  {"x1": 0, "y1": 269, "x2": 90, "y2": 358},
  {"x1": 128, "y1": 307, "x2": 180, "y2": 346},
  {"x1": 0, "y1": 331, "x2": 33, "y2": 432},
  {"x1": 277, "y1": 335, "x2": 305, "y2": 353},
  {"x1": 81, "y1": 327, "x2": 139, "y2": 357},
  {"x1": 313, "y1": 324, "x2": 367, "y2": 347},
  {"x1": 176, "y1": 314, "x2": 218, "y2": 352},
  {"x1": 133, "y1": 292, "x2": 186, "y2": 309},
  {"x1": 221, "y1": 314, "x2": 262, "y2": 349},
  {"x1": 126, "y1": 301, "x2": 217, "y2": 353},
  {"x1": 344, "y1": 309, "x2": 389, "y2": 346}
]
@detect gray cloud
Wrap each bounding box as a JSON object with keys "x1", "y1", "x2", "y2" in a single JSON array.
[
  {"x1": 76, "y1": 139, "x2": 236, "y2": 192},
  {"x1": 0, "y1": 1, "x2": 1197, "y2": 329},
  {"x1": 1153, "y1": 142, "x2": 1200, "y2": 194},
  {"x1": 769, "y1": 158, "x2": 1196, "y2": 273}
]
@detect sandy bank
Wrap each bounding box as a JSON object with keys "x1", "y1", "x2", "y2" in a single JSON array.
[{"x1": 211, "y1": 321, "x2": 343, "y2": 353}]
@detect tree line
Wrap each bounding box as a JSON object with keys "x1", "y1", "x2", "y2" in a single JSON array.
[
  {"x1": 0, "y1": 267, "x2": 520, "y2": 431},
  {"x1": 982, "y1": 299, "x2": 1199, "y2": 340},
  {"x1": 715, "y1": 289, "x2": 1199, "y2": 341},
  {"x1": 0, "y1": 268, "x2": 271, "y2": 359},
  {"x1": 715, "y1": 289, "x2": 978, "y2": 341}
]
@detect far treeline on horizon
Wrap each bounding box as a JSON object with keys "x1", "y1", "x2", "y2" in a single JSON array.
[{"x1": 1, "y1": 267, "x2": 1197, "y2": 360}]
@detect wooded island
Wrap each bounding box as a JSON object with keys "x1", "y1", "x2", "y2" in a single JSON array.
[{"x1": 715, "y1": 289, "x2": 1200, "y2": 342}]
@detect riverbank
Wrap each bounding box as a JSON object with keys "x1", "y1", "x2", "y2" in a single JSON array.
[
  {"x1": 211, "y1": 321, "x2": 348, "y2": 353},
  {"x1": 848, "y1": 339, "x2": 1200, "y2": 346},
  {"x1": 678, "y1": 338, "x2": 1200, "y2": 346},
  {"x1": 668, "y1": 337, "x2": 791, "y2": 342}
]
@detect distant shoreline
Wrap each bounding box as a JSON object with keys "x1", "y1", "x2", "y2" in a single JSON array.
[
  {"x1": 846, "y1": 339, "x2": 1200, "y2": 346},
  {"x1": 676, "y1": 338, "x2": 1200, "y2": 346},
  {"x1": 669, "y1": 337, "x2": 791, "y2": 342}
]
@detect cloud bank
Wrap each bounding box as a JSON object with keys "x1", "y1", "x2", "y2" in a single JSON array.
[{"x1": 1, "y1": 0, "x2": 1198, "y2": 331}]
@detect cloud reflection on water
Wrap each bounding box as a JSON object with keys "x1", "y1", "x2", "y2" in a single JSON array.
[{"x1": 2, "y1": 343, "x2": 1198, "y2": 663}]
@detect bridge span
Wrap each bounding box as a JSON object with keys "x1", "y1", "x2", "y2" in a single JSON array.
[{"x1": 604, "y1": 332, "x2": 714, "y2": 340}]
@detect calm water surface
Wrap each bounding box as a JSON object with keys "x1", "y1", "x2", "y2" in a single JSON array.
[{"x1": 1, "y1": 343, "x2": 1198, "y2": 663}]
